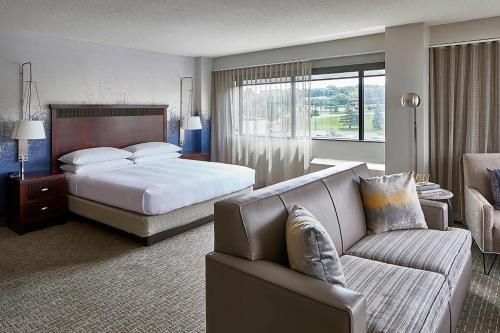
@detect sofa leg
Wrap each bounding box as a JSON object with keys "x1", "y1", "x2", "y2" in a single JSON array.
[{"x1": 482, "y1": 252, "x2": 498, "y2": 275}]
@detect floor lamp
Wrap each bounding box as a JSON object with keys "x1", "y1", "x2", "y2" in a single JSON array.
[
  {"x1": 11, "y1": 62, "x2": 46, "y2": 179},
  {"x1": 401, "y1": 92, "x2": 420, "y2": 174}
]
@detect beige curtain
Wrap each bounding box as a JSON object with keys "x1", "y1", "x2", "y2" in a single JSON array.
[
  {"x1": 430, "y1": 41, "x2": 500, "y2": 221},
  {"x1": 211, "y1": 61, "x2": 311, "y2": 187}
]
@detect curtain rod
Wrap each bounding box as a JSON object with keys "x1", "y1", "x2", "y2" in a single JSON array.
[
  {"x1": 212, "y1": 59, "x2": 310, "y2": 72},
  {"x1": 212, "y1": 51, "x2": 385, "y2": 72},
  {"x1": 430, "y1": 36, "x2": 500, "y2": 48}
]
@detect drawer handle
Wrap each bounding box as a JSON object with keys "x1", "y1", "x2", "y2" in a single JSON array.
[
  {"x1": 40, "y1": 188, "x2": 49, "y2": 192},
  {"x1": 40, "y1": 206, "x2": 49, "y2": 211}
]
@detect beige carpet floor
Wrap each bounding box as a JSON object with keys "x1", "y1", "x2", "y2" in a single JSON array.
[{"x1": 0, "y1": 219, "x2": 498, "y2": 333}]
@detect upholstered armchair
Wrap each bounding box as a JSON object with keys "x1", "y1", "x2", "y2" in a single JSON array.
[{"x1": 463, "y1": 153, "x2": 500, "y2": 274}]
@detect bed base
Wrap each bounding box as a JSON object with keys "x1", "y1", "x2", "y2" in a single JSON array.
[
  {"x1": 67, "y1": 187, "x2": 253, "y2": 246},
  {"x1": 73, "y1": 212, "x2": 214, "y2": 246}
]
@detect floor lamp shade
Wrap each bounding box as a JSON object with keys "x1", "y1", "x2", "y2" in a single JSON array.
[
  {"x1": 401, "y1": 93, "x2": 421, "y2": 108},
  {"x1": 11, "y1": 120, "x2": 46, "y2": 139}
]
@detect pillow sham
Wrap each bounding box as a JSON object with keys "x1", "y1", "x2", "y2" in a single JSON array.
[
  {"x1": 60, "y1": 159, "x2": 133, "y2": 174},
  {"x1": 122, "y1": 142, "x2": 182, "y2": 158},
  {"x1": 131, "y1": 152, "x2": 181, "y2": 164},
  {"x1": 286, "y1": 204, "x2": 346, "y2": 287},
  {"x1": 487, "y1": 168, "x2": 500, "y2": 209},
  {"x1": 359, "y1": 172, "x2": 427, "y2": 234},
  {"x1": 58, "y1": 147, "x2": 132, "y2": 165}
]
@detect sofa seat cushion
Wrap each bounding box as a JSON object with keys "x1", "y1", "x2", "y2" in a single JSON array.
[
  {"x1": 346, "y1": 228, "x2": 471, "y2": 291},
  {"x1": 341, "y1": 255, "x2": 449, "y2": 333}
]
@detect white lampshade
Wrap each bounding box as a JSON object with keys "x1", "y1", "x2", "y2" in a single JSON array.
[
  {"x1": 185, "y1": 116, "x2": 202, "y2": 130},
  {"x1": 11, "y1": 120, "x2": 46, "y2": 140}
]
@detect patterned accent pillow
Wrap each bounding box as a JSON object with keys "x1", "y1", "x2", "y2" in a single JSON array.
[
  {"x1": 487, "y1": 168, "x2": 500, "y2": 209},
  {"x1": 359, "y1": 172, "x2": 427, "y2": 234},
  {"x1": 286, "y1": 204, "x2": 346, "y2": 287}
]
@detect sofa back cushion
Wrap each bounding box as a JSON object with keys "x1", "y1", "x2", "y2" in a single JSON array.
[
  {"x1": 322, "y1": 168, "x2": 368, "y2": 252},
  {"x1": 214, "y1": 163, "x2": 369, "y2": 264},
  {"x1": 280, "y1": 180, "x2": 343, "y2": 254}
]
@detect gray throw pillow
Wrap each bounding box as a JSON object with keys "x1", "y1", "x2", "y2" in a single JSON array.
[
  {"x1": 286, "y1": 204, "x2": 346, "y2": 287},
  {"x1": 359, "y1": 172, "x2": 427, "y2": 233},
  {"x1": 487, "y1": 168, "x2": 500, "y2": 209}
]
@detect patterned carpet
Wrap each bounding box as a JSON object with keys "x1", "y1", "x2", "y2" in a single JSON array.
[{"x1": 0, "y1": 219, "x2": 498, "y2": 333}]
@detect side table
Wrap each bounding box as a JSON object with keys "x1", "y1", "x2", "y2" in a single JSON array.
[{"x1": 418, "y1": 189, "x2": 454, "y2": 226}]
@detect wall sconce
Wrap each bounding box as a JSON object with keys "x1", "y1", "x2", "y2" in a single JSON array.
[
  {"x1": 179, "y1": 76, "x2": 202, "y2": 146},
  {"x1": 11, "y1": 62, "x2": 46, "y2": 178}
]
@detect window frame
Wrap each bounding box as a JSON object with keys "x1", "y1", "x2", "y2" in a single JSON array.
[{"x1": 310, "y1": 62, "x2": 385, "y2": 142}]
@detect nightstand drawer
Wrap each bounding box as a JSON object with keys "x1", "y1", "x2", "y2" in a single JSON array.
[
  {"x1": 27, "y1": 179, "x2": 65, "y2": 202},
  {"x1": 26, "y1": 197, "x2": 66, "y2": 222}
]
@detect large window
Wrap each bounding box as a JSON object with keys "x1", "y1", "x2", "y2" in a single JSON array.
[{"x1": 310, "y1": 65, "x2": 385, "y2": 141}]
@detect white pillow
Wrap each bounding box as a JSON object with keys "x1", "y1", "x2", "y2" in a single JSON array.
[
  {"x1": 132, "y1": 152, "x2": 181, "y2": 164},
  {"x1": 122, "y1": 142, "x2": 182, "y2": 158},
  {"x1": 60, "y1": 159, "x2": 133, "y2": 174},
  {"x1": 59, "y1": 147, "x2": 132, "y2": 165}
]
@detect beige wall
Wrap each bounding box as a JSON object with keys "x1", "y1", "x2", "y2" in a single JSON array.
[
  {"x1": 213, "y1": 33, "x2": 385, "y2": 70},
  {"x1": 312, "y1": 140, "x2": 385, "y2": 163},
  {"x1": 430, "y1": 16, "x2": 500, "y2": 46},
  {"x1": 385, "y1": 23, "x2": 430, "y2": 174}
]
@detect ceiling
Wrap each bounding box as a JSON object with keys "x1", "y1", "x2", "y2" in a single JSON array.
[{"x1": 0, "y1": 0, "x2": 499, "y2": 57}]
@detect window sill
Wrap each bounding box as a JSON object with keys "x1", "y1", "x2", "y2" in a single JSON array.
[{"x1": 311, "y1": 137, "x2": 385, "y2": 143}]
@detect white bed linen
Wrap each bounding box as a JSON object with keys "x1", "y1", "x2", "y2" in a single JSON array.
[{"x1": 65, "y1": 159, "x2": 255, "y2": 215}]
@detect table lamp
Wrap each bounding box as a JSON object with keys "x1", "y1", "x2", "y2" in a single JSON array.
[{"x1": 11, "y1": 120, "x2": 46, "y2": 177}]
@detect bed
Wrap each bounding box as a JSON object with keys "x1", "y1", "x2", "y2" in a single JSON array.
[{"x1": 50, "y1": 104, "x2": 254, "y2": 245}]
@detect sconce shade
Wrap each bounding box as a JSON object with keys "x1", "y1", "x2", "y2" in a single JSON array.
[
  {"x1": 11, "y1": 120, "x2": 46, "y2": 140},
  {"x1": 185, "y1": 116, "x2": 202, "y2": 130},
  {"x1": 401, "y1": 92, "x2": 421, "y2": 109}
]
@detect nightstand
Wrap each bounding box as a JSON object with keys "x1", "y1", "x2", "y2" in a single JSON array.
[
  {"x1": 180, "y1": 152, "x2": 209, "y2": 161},
  {"x1": 7, "y1": 171, "x2": 67, "y2": 235}
]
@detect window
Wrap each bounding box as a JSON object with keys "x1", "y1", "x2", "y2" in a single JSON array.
[
  {"x1": 240, "y1": 80, "x2": 292, "y2": 137},
  {"x1": 237, "y1": 75, "x2": 310, "y2": 138},
  {"x1": 310, "y1": 65, "x2": 385, "y2": 141}
]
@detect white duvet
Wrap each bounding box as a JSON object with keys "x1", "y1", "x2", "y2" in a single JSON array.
[{"x1": 65, "y1": 159, "x2": 255, "y2": 215}]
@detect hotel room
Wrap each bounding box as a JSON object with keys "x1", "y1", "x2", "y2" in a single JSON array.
[{"x1": 0, "y1": 1, "x2": 499, "y2": 332}]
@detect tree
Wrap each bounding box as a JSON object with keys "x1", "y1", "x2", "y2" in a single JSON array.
[
  {"x1": 311, "y1": 108, "x2": 319, "y2": 130},
  {"x1": 372, "y1": 105, "x2": 383, "y2": 132},
  {"x1": 340, "y1": 106, "x2": 359, "y2": 129}
]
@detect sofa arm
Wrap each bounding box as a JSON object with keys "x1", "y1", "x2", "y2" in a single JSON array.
[
  {"x1": 206, "y1": 252, "x2": 367, "y2": 333},
  {"x1": 464, "y1": 186, "x2": 494, "y2": 251},
  {"x1": 420, "y1": 199, "x2": 448, "y2": 230}
]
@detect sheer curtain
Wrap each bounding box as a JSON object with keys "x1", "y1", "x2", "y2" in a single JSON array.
[
  {"x1": 211, "y1": 61, "x2": 312, "y2": 187},
  {"x1": 430, "y1": 41, "x2": 500, "y2": 221}
]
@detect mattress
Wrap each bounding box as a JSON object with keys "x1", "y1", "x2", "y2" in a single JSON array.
[{"x1": 65, "y1": 159, "x2": 255, "y2": 215}]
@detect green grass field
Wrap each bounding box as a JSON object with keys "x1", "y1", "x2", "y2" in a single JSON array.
[{"x1": 311, "y1": 113, "x2": 384, "y2": 140}]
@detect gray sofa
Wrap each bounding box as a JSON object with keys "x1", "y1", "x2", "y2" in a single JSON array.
[{"x1": 206, "y1": 163, "x2": 472, "y2": 333}]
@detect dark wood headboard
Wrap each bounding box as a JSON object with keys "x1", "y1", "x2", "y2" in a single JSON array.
[{"x1": 50, "y1": 104, "x2": 168, "y2": 174}]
